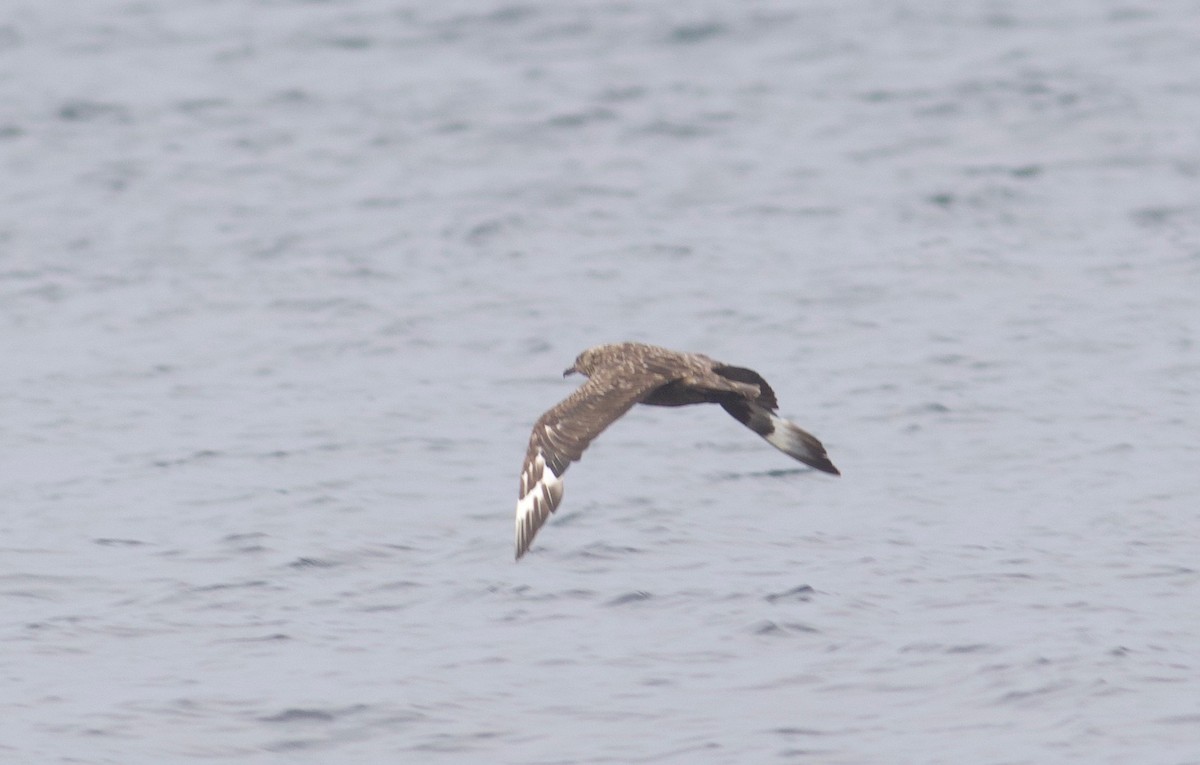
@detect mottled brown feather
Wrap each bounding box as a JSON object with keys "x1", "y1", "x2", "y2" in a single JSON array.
[
  {"x1": 516, "y1": 368, "x2": 674, "y2": 559},
  {"x1": 515, "y1": 342, "x2": 838, "y2": 560}
]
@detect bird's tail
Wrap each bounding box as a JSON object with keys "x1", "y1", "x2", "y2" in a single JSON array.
[{"x1": 721, "y1": 401, "x2": 840, "y2": 475}]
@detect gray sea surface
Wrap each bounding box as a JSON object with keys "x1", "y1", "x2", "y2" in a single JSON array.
[{"x1": 3, "y1": 1, "x2": 1199, "y2": 763}]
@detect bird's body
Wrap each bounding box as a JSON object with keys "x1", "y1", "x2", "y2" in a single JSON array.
[{"x1": 515, "y1": 342, "x2": 839, "y2": 559}]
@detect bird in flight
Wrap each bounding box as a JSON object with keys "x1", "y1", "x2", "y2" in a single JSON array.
[{"x1": 514, "y1": 342, "x2": 839, "y2": 560}]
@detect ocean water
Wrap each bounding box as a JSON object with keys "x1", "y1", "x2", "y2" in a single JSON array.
[{"x1": 2, "y1": 1, "x2": 1198, "y2": 763}]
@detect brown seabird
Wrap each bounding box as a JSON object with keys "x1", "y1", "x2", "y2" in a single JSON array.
[{"x1": 515, "y1": 342, "x2": 839, "y2": 560}]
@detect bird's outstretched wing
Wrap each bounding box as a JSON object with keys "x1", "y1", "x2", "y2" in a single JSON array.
[
  {"x1": 515, "y1": 371, "x2": 672, "y2": 559},
  {"x1": 709, "y1": 363, "x2": 839, "y2": 475},
  {"x1": 719, "y1": 398, "x2": 840, "y2": 476}
]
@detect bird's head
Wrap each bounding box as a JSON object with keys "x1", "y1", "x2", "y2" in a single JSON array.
[{"x1": 563, "y1": 345, "x2": 606, "y2": 378}]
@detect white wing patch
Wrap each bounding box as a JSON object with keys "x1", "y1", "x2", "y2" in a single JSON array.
[
  {"x1": 515, "y1": 450, "x2": 565, "y2": 559},
  {"x1": 758, "y1": 408, "x2": 839, "y2": 475},
  {"x1": 763, "y1": 411, "x2": 806, "y2": 457}
]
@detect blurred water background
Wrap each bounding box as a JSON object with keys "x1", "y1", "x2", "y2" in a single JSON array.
[{"x1": 2, "y1": 1, "x2": 1198, "y2": 762}]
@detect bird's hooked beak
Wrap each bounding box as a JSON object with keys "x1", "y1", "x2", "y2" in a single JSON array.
[{"x1": 563, "y1": 364, "x2": 578, "y2": 378}]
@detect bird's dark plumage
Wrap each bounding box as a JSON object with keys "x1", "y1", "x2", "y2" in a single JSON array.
[{"x1": 515, "y1": 342, "x2": 838, "y2": 559}]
